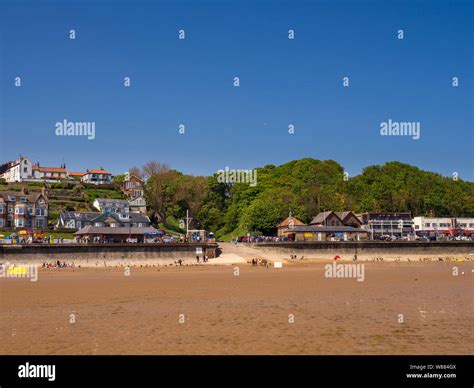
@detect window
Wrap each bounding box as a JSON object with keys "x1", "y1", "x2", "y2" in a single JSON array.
[
  {"x1": 425, "y1": 223, "x2": 431, "y2": 227},
  {"x1": 15, "y1": 207, "x2": 25, "y2": 214},
  {"x1": 36, "y1": 208, "x2": 45, "y2": 216},
  {"x1": 15, "y1": 218, "x2": 24, "y2": 227},
  {"x1": 66, "y1": 220, "x2": 75, "y2": 228},
  {"x1": 459, "y1": 223, "x2": 467, "y2": 228},
  {"x1": 35, "y1": 219, "x2": 45, "y2": 227},
  {"x1": 8, "y1": 196, "x2": 16, "y2": 201},
  {"x1": 23, "y1": 167, "x2": 28, "y2": 173},
  {"x1": 469, "y1": 224, "x2": 474, "y2": 228},
  {"x1": 20, "y1": 197, "x2": 27, "y2": 202},
  {"x1": 0, "y1": 205, "x2": 4, "y2": 214},
  {"x1": 0, "y1": 219, "x2": 3, "y2": 227}
]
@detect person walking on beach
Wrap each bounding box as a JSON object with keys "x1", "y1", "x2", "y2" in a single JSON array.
[{"x1": 196, "y1": 255, "x2": 200, "y2": 264}]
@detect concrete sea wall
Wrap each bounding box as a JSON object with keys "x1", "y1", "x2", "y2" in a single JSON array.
[
  {"x1": 249, "y1": 241, "x2": 474, "y2": 259},
  {"x1": 0, "y1": 243, "x2": 218, "y2": 266}
]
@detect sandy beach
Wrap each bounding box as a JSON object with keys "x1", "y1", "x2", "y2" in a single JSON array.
[{"x1": 1, "y1": 260, "x2": 472, "y2": 355}]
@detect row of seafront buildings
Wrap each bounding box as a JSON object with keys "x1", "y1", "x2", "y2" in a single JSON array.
[{"x1": 277, "y1": 211, "x2": 474, "y2": 241}]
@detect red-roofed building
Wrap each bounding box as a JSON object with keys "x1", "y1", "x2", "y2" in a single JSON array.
[
  {"x1": 32, "y1": 164, "x2": 68, "y2": 180},
  {"x1": 81, "y1": 169, "x2": 113, "y2": 185},
  {"x1": 277, "y1": 215, "x2": 306, "y2": 237},
  {"x1": 68, "y1": 171, "x2": 86, "y2": 179}
]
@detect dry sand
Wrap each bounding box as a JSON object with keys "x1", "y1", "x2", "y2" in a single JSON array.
[{"x1": 0, "y1": 262, "x2": 473, "y2": 355}]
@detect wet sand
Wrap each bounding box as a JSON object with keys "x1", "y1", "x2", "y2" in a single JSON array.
[{"x1": 0, "y1": 262, "x2": 473, "y2": 355}]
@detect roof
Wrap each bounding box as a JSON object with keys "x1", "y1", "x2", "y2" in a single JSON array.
[
  {"x1": 60, "y1": 211, "x2": 100, "y2": 221},
  {"x1": 86, "y1": 169, "x2": 112, "y2": 175},
  {"x1": 61, "y1": 210, "x2": 149, "y2": 224},
  {"x1": 94, "y1": 198, "x2": 129, "y2": 208},
  {"x1": 32, "y1": 166, "x2": 67, "y2": 173},
  {"x1": 0, "y1": 191, "x2": 46, "y2": 202},
  {"x1": 92, "y1": 212, "x2": 149, "y2": 223},
  {"x1": 360, "y1": 212, "x2": 413, "y2": 220},
  {"x1": 335, "y1": 211, "x2": 362, "y2": 224},
  {"x1": 125, "y1": 174, "x2": 144, "y2": 183},
  {"x1": 277, "y1": 216, "x2": 306, "y2": 228},
  {"x1": 74, "y1": 226, "x2": 159, "y2": 235},
  {"x1": 0, "y1": 162, "x2": 13, "y2": 174},
  {"x1": 310, "y1": 211, "x2": 342, "y2": 225},
  {"x1": 68, "y1": 171, "x2": 86, "y2": 177},
  {"x1": 291, "y1": 225, "x2": 367, "y2": 233},
  {"x1": 129, "y1": 212, "x2": 150, "y2": 223}
]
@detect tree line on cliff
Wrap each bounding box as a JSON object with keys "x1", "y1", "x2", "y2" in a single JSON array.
[{"x1": 119, "y1": 159, "x2": 474, "y2": 237}]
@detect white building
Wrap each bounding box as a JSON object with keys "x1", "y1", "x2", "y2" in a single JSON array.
[
  {"x1": 93, "y1": 198, "x2": 130, "y2": 220},
  {"x1": 128, "y1": 196, "x2": 147, "y2": 214},
  {"x1": 81, "y1": 169, "x2": 112, "y2": 184},
  {"x1": 413, "y1": 217, "x2": 474, "y2": 235},
  {"x1": 1, "y1": 157, "x2": 33, "y2": 182}
]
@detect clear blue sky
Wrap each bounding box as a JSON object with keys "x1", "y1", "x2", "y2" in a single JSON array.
[{"x1": 1, "y1": 0, "x2": 473, "y2": 180}]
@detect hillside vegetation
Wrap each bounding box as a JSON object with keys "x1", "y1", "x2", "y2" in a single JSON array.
[{"x1": 2, "y1": 159, "x2": 473, "y2": 238}]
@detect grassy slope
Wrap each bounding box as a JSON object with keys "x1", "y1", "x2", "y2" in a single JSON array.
[{"x1": 0, "y1": 182, "x2": 127, "y2": 225}]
